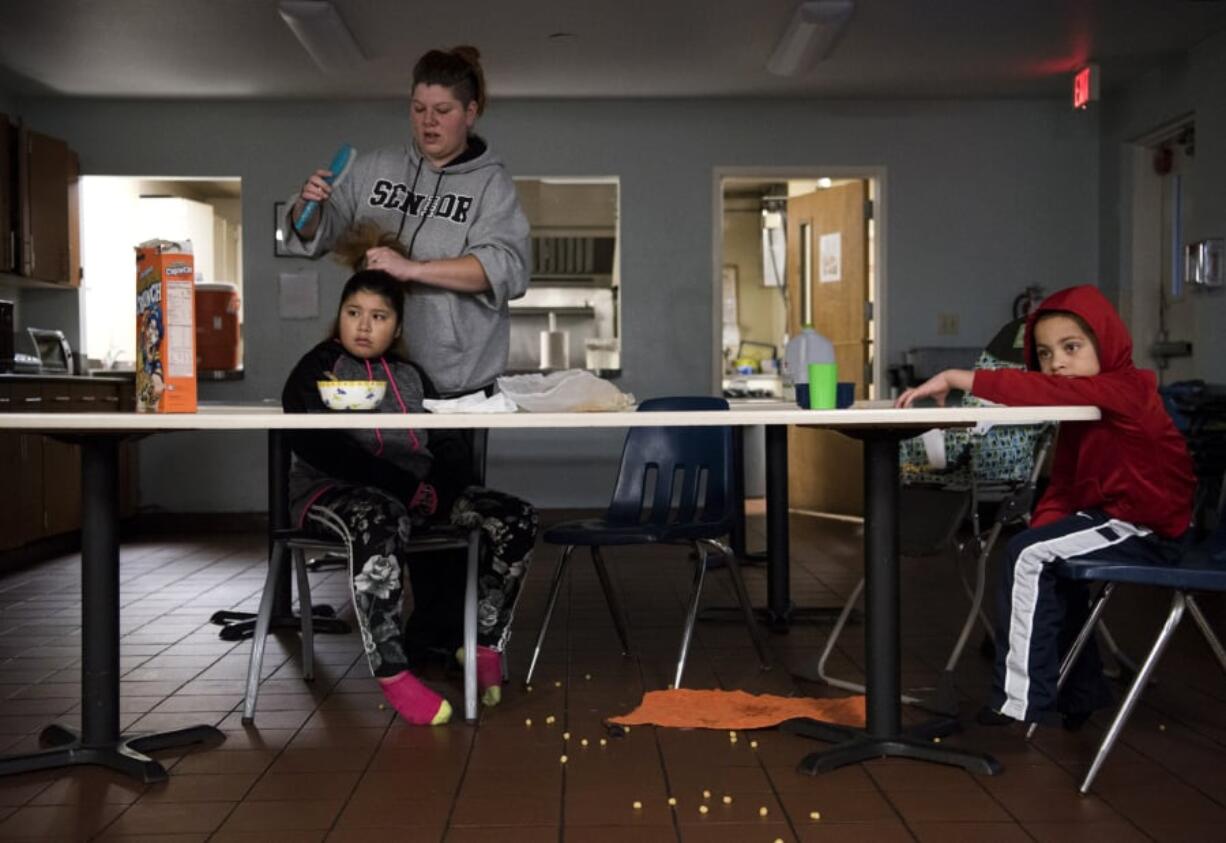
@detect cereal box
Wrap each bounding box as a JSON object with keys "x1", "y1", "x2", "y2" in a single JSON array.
[{"x1": 135, "y1": 240, "x2": 196, "y2": 413}]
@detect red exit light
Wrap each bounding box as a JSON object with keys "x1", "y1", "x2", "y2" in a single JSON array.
[{"x1": 1073, "y1": 64, "x2": 1100, "y2": 110}]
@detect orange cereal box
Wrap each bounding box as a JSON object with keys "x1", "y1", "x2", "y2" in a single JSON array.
[{"x1": 135, "y1": 240, "x2": 196, "y2": 413}]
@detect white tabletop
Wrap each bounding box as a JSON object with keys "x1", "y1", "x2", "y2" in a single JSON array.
[{"x1": 0, "y1": 401, "x2": 1100, "y2": 432}]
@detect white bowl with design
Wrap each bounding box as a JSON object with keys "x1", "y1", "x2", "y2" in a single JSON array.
[{"x1": 317, "y1": 380, "x2": 386, "y2": 411}]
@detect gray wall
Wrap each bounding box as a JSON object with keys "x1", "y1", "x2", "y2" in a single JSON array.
[
  {"x1": 1099, "y1": 29, "x2": 1226, "y2": 382},
  {"x1": 16, "y1": 96, "x2": 1100, "y2": 511}
]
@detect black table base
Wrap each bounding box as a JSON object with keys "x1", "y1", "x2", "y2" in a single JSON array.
[
  {"x1": 783, "y1": 429, "x2": 1002, "y2": 777},
  {"x1": 0, "y1": 723, "x2": 222, "y2": 783},
  {"x1": 0, "y1": 436, "x2": 224, "y2": 783},
  {"x1": 698, "y1": 603, "x2": 851, "y2": 633},
  {"x1": 782, "y1": 714, "x2": 999, "y2": 775},
  {"x1": 699, "y1": 424, "x2": 850, "y2": 632}
]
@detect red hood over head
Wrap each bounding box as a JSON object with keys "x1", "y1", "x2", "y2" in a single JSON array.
[{"x1": 1024, "y1": 285, "x2": 1133, "y2": 374}]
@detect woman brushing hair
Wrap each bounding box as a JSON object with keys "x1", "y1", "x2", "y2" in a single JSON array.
[{"x1": 285, "y1": 45, "x2": 529, "y2": 398}]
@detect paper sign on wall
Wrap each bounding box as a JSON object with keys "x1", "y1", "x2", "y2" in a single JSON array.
[
  {"x1": 279, "y1": 271, "x2": 319, "y2": 319},
  {"x1": 819, "y1": 232, "x2": 842, "y2": 283}
]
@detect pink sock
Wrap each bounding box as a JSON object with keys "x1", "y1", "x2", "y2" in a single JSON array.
[
  {"x1": 475, "y1": 646, "x2": 503, "y2": 702},
  {"x1": 378, "y1": 671, "x2": 452, "y2": 726},
  {"x1": 456, "y1": 645, "x2": 505, "y2": 706}
]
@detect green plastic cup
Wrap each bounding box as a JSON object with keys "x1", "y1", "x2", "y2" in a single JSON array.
[{"x1": 807, "y1": 362, "x2": 838, "y2": 410}]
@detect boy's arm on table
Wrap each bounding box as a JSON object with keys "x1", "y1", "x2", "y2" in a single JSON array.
[{"x1": 972, "y1": 369, "x2": 1138, "y2": 415}]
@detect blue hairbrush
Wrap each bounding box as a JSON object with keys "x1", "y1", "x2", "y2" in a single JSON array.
[{"x1": 294, "y1": 143, "x2": 357, "y2": 231}]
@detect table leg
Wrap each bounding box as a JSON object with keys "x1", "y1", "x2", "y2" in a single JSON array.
[
  {"x1": 210, "y1": 430, "x2": 349, "y2": 641},
  {"x1": 729, "y1": 426, "x2": 766, "y2": 563},
  {"x1": 0, "y1": 435, "x2": 223, "y2": 783},
  {"x1": 702, "y1": 424, "x2": 849, "y2": 632},
  {"x1": 793, "y1": 430, "x2": 1001, "y2": 776}
]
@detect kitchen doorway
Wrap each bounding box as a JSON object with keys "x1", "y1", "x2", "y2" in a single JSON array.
[
  {"x1": 1122, "y1": 117, "x2": 1197, "y2": 384},
  {"x1": 77, "y1": 176, "x2": 242, "y2": 375},
  {"x1": 713, "y1": 168, "x2": 885, "y2": 516}
]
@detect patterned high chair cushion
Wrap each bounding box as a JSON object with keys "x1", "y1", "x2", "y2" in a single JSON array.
[{"x1": 900, "y1": 350, "x2": 1046, "y2": 488}]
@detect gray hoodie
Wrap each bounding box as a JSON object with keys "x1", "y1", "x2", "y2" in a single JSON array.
[{"x1": 286, "y1": 136, "x2": 530, "y2": 394}]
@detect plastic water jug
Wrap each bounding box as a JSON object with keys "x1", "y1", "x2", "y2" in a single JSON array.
[{"x1": 784, "y1": 325, "x2": 837, "y2": 409}]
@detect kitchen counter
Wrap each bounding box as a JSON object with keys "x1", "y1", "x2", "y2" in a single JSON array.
[{"x1": 1, "y1": 372, "x2": 131, "y2": 383}]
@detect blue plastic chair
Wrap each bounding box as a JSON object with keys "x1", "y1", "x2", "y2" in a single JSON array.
[
  {"x1": 1032, "y1": 520, "x2": 1226, "y2": 792},
  {"x1": 523, "y1": 396, "x2": 771, "y2": 688}
]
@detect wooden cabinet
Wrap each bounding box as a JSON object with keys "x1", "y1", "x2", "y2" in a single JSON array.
[
  {"x1": 40, "y1": 382, "x2": 80, "y2": 536},
  {"x1": 0, "y1": 382, "x2": 46, "y2": 551},
  {"x1": 18, "y1": 126, "x2": 77, "y2": 285},
  {"x1": 0, "y1": 115, "x2": 79, "y2": 285},
  {"x1": 0, "y1": 377, "x2": 135, "y2": 552},
  {"x1": 0, "y1": 114, "x2": 13, "y2": 273}
]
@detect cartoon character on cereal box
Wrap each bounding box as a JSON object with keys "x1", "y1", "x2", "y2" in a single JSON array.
[{"x1": 137, "y1": 291, "x2": 165, "y2": 408}]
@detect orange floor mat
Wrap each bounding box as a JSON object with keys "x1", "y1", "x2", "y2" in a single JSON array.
[{"x1": 608, "y1": 689, "x2": 866, "y2": 730}]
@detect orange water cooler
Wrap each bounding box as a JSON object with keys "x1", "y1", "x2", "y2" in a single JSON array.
[{"x1": 195, "y1": 282, "x2": 241, "y2": 372}]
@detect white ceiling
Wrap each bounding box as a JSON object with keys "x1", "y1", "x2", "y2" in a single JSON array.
[{"x1": 1, "y1": 0, "x2": 1225, "y2": 101}]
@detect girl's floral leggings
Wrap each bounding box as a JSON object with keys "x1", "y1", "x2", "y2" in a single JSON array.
[{"x1": 305, "y1": 485, "x2": 538, "y2": 677}]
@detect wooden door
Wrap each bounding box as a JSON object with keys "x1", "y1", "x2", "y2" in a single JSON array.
[
  {"x1": 786, "y1": 182, "x2": 870, "y2": 516},
  {"x1": 19, "y1": 127, "x2": 71, "y2": 283}
]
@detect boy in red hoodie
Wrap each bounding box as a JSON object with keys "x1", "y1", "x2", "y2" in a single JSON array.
[{"x1": 897, "y1": 285, "x2": 1195, "y2": 725}]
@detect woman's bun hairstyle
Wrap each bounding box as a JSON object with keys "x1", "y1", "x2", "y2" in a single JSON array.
[
  {"x1": 331, "y1": 220, "x2": 408, "y2": 272},
  {"x1": 412, "y1": 45, "x2": 486, "y2": 115}
]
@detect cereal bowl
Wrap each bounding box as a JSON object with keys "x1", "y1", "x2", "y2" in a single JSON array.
[{"x1": 317, "y1": 380, "x2": 386, "y2": 411}]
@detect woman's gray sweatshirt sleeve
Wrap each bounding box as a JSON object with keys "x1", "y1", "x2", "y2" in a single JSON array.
[{"x1": 466, "y1": 168, "x2": 531, "y2": 310}]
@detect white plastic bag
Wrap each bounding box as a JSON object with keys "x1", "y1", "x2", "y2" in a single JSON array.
[
  {"x1": 422, "y1": 391, "x2": 518, "y2": 414},
  {"x1": 496, "y1": 369, "x2": 635, "y2": 412}
]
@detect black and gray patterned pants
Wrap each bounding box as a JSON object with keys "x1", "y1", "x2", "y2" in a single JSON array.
[{"x1": 305, "y1": 485, "x2": 538, "y2": 677}]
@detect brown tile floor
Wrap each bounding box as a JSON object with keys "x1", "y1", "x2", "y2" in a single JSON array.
[{"x1": 1, "y1": 510, "x2": 1225, "y2": 841}]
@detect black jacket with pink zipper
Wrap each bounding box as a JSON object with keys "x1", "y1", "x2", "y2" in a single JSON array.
[{"x1": 281, "y1": 339, "x2": 474, "y2": 526}]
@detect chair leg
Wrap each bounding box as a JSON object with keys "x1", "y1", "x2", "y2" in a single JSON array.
[
  {"x1": 1185, "y1": 594, "x2": 1226, "y2": 677},
  {"x1": 805, "y1": 578, "x2": 867, "y2": 693},
  {"x1": 1026, "y1": 582, "x2": 1115, "y2": 740},
  {"x1": 944, "y1": 522, "x2": 1002, "y2": 674},
  {"x1": 242, "y1": 542, "x2": 286, "y2": 724},
  {"x1": 524, "y1": 545, "x2": 575, "y2": 688},
  {"x1": 591, "y1": 546, "x2": 633, "y2": 656},
  {"x1": 292, "y1": 549, "x2": 315, "y2": 682},
  {"x1": 705, "y1": 539, "x2": 769, "y2": 670},
  {"x1": 463, "y1": 528, "x2": 480, "y2": 723},
  {"x1": 795, "y1": 576, "x2": 925, "y2": 706},
  {"x1": 1080, "y1": 592, "x2": 1186, "y2": 794},
  {"x1": 674, "y1": 543, "x2": 709, "y2": 689}
]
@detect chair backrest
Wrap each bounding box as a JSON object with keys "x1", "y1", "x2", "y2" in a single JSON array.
[
  {"x1": 605, "y1": 396, "x2": 733, "y2": 529},
  {"x1": 1160, "y1": 380, "x2": 1226, "y2": 541},
  {"x1": 1204, "y1": 495, "x2": 1226, "y2": 561},
  {"x1": 271, "y1": 425, "x2": 488, "y2": 532}
]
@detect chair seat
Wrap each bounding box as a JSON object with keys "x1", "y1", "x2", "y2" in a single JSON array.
[
  {"x1": 1055, "y1": 555, "x2": 1226, "y2": 591},
  {"x1": 544, "y1": 518, "x2": 730, "y2": 546}
]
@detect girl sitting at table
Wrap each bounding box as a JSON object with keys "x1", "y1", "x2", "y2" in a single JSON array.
[{"x1": 282, "y1": 229, "x2": 537, "y2": 725}]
